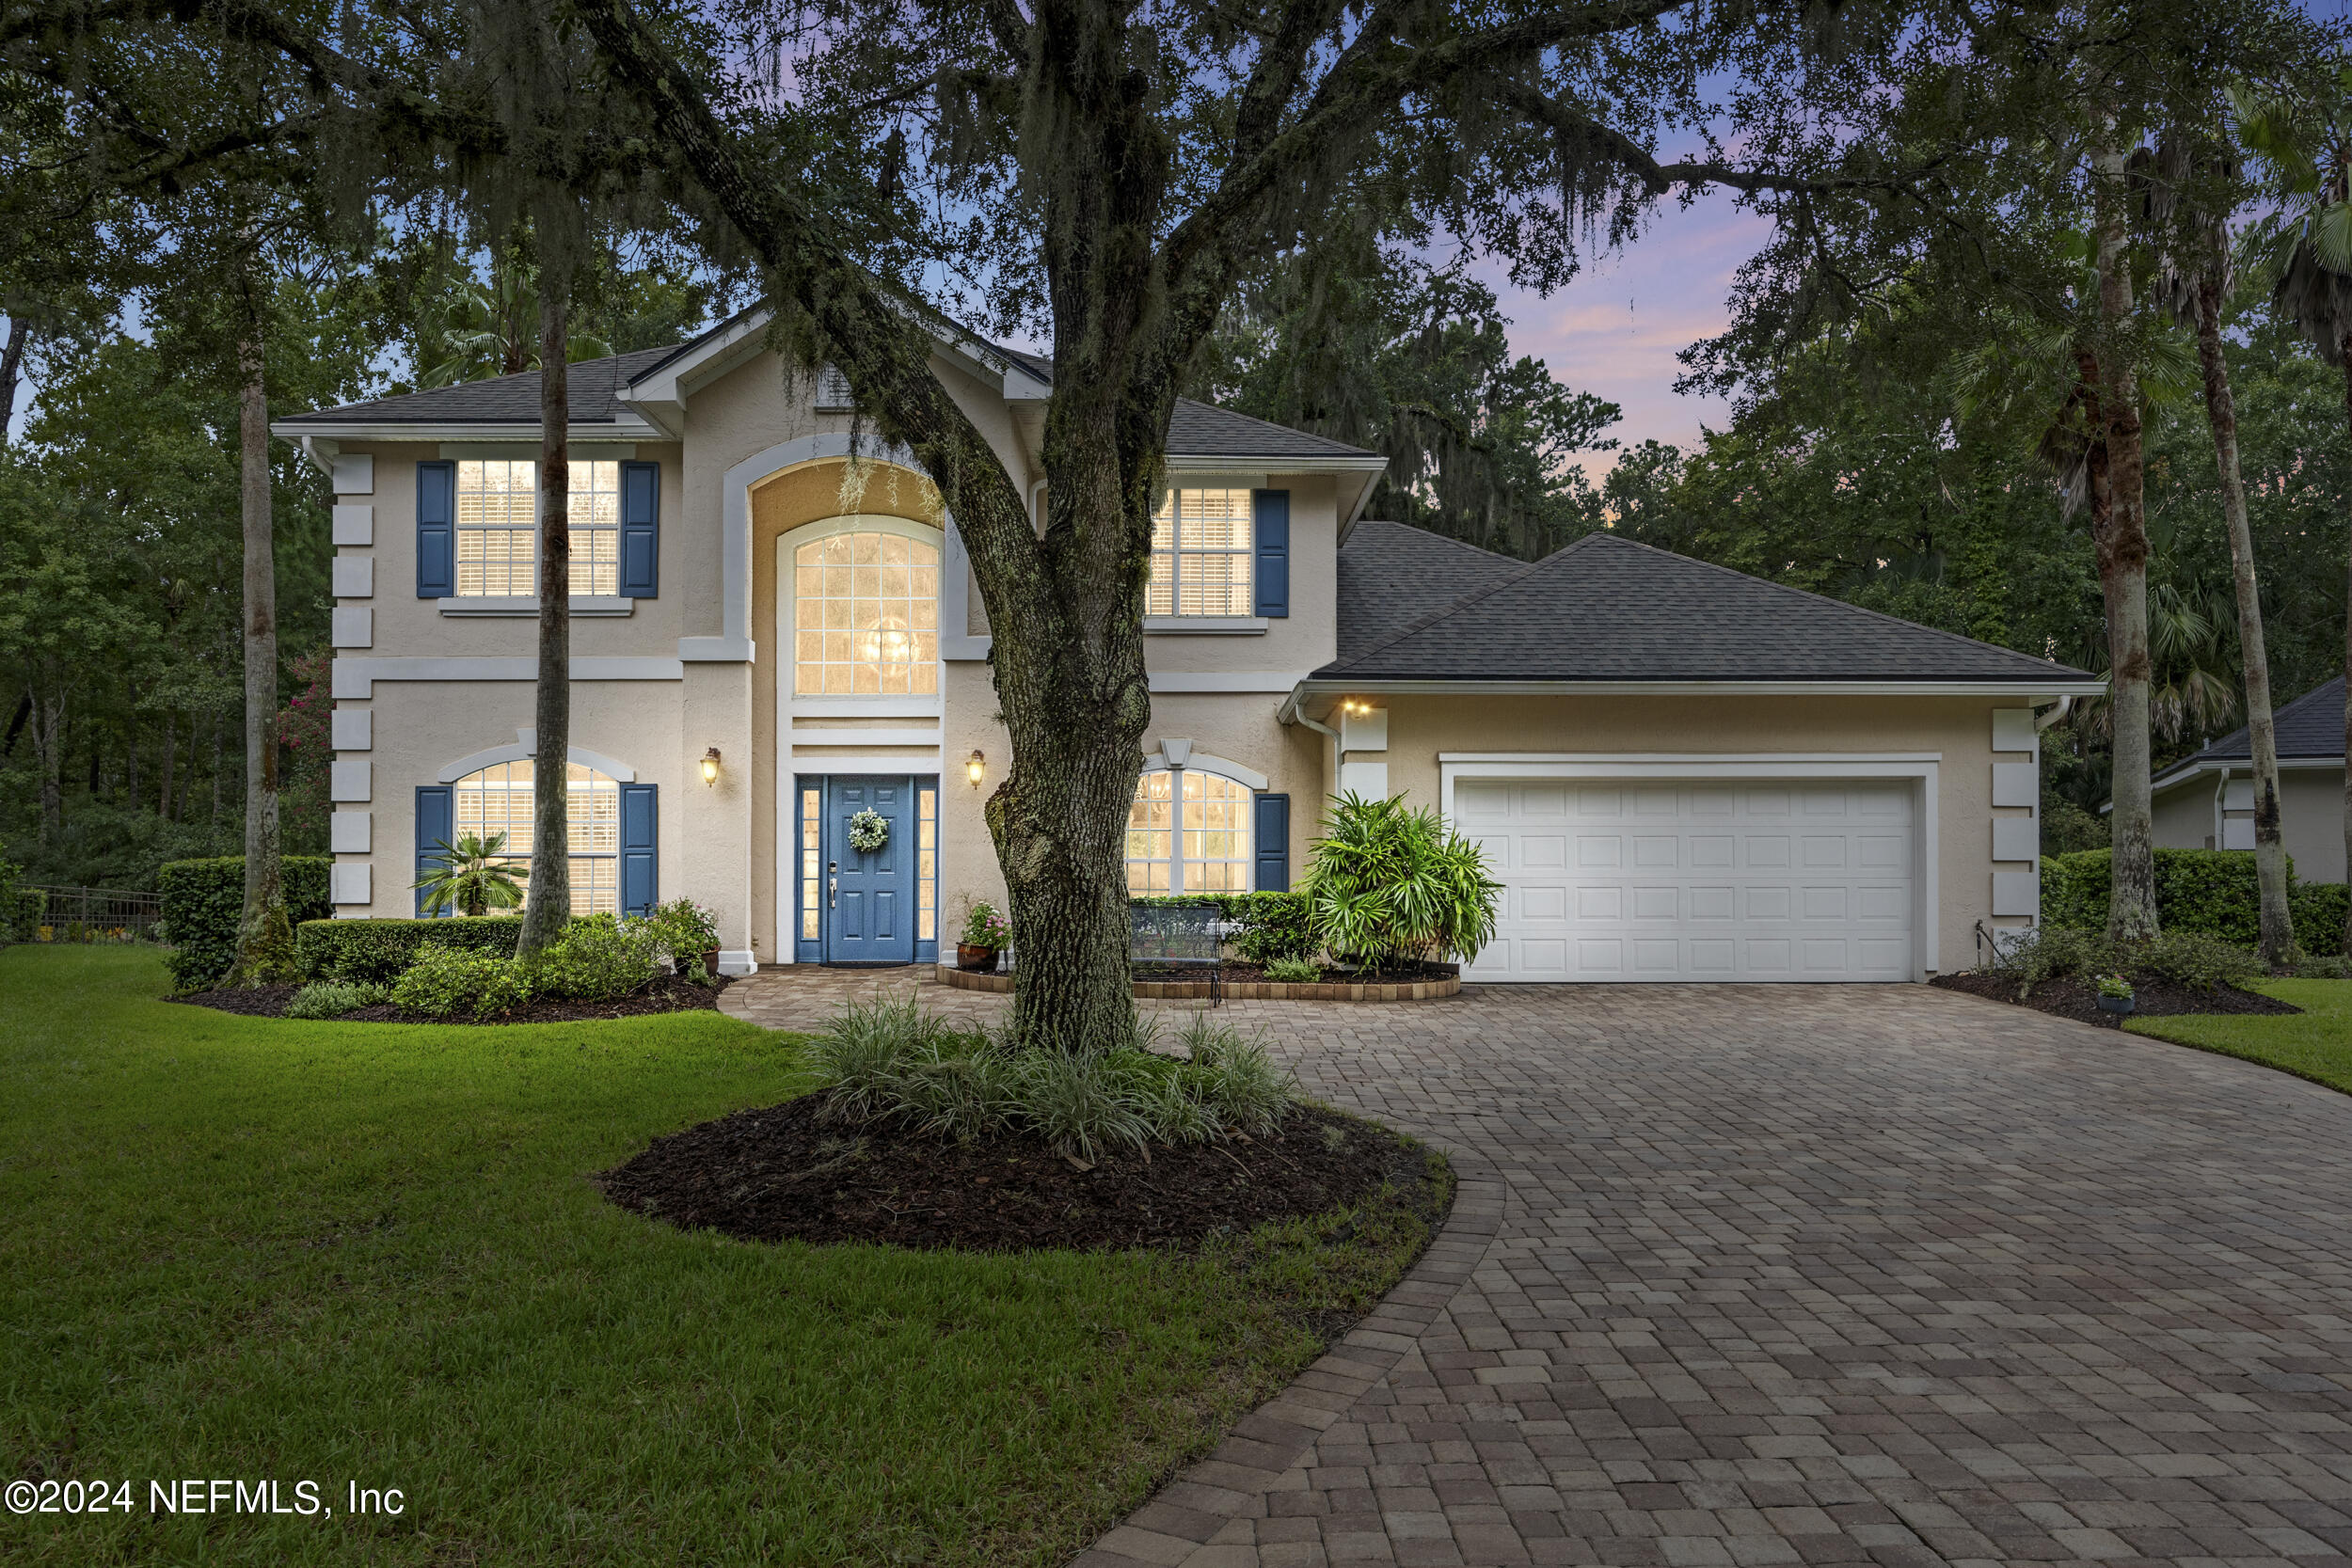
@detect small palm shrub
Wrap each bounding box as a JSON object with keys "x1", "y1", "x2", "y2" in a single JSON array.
[
  {"x1": 525, "y1": 912, "x2": 662, "y2": 1002},
  {"x1": 412, "y1": 832, "x2": 526, "y2": 917},
  {"x1": 806, "y1": 998, "x2": 1299, "y2": 1159},
  {"x1": 1301, "y1": 792, "x2": 1501, "y2": 970},
  {"x1": 1262, "y1": 955, "x2": 1322, "y2": 984},
  {"x1": 391, "y1": 944, "x2": 532, "y2": 1018},
  {"x1": 282, "y1": 980, "x2": 389, "y2": 1020}
]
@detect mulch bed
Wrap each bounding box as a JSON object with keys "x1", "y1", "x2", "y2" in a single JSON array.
[
  {"x1": 168, "y1": 972, "x2": 729, "y2": 1025},
  {"x1": 1931, "y1": 970, "x2": 2300, "y2": 1030},
  {"x1": 597, "y1": 1096, "x2": 1440, "y2": 1253}
]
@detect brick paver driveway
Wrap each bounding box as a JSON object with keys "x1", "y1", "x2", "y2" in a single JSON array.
[{"x1": 723, "y1": 973, "x2": 2352, "y2": 1566}]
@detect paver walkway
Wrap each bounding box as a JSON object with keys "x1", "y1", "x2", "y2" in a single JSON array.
[{"x1": 721, "y1": 972, "x2": 2352, "y2": 1567}]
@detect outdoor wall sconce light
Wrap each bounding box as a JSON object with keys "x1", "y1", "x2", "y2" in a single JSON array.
[
  {"x1": 701, "y1": 747, "x2": 723, "y2": 786},
  {"x1": 967, "y1": 750, "x2": 986, "y2": 787}
]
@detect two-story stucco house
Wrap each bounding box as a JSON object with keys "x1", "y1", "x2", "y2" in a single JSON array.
[{"x1": 275, "y1": 312, "x2": 2103, "y2": 982}]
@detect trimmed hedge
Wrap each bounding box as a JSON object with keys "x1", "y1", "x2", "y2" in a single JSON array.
[
  {"x1": 159, "y1": 857, "x2": 333, "y2": 990},
  {"x1": 295, "y1": 915, "x2": 523, "y2": 985},
  {"x1": 2040, "y1": 847, "x2": 2349, "y2": 950},
  {"x1": 1130, "y1": 892, "x2": 1313, "y2": 961}
]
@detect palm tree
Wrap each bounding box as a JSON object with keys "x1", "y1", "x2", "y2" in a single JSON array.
[
  {"x1": 2140, "y1": 129, "x2": 2295, "y2": 965},
  {"x1": 416, "y1": 252, "x2": 610, "y2": 388},
  {"x1": 414, "y1": 832, "x2": 527, "y2": 917},
  {"x1": 2238, "y1": 66, "x2": 2352, "y2": 953}
]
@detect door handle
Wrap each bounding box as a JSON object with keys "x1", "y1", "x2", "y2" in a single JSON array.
[{"x1": 828, "y1": 877, "x2": 838, "y2": 909}]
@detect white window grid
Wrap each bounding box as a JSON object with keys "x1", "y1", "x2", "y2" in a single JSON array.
[
  {"x1": 452, "y1": 759, "x2": 622, "y2": 916},
  {"x1": 1125, "y1": 769, "x2": 1252, "y2": 895},
  {"x1": 793, "y1": 531, "x2": 941, "y2": 696},
  {"x1": 1148, "y1": 488, "x2": 1252, "y2": 616},
  {"x1": 454, "y1": 459, "x2": 624, "y2": 598}
]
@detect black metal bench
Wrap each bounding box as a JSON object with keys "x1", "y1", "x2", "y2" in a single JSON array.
[{"x1": 1129, "y1": 901, "x2": 1222, "y2": 1006}]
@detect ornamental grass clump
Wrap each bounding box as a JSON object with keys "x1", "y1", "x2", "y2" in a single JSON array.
[{"x1": 806, "y1": 997, "x2": 1299, "y2": 1159}]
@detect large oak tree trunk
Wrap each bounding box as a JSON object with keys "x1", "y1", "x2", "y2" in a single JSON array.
[
  {"x1": 0, "y1": 316, "x2": 24, "y2": 439},
  {"x1": 516, "y1": 277, "x2": 572, "y2": 958},
  {"x1": 2093, "y1": 142, "x2": 2160, "y2": 944},
  {"x1": 2193, "y1": 271, "x2": 2293, "y2": 964},
  {"x1": 226, "y1": 277, "x2": 294, "y2": 987},
  {"x1": 2341, "y1": 343, "x2": 2352, "y2": 956}
]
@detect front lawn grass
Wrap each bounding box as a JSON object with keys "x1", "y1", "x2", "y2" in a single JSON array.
[
  {"x1": 2127, "y1": 977, "x2": 2352, "y2": 1096},
  {"x1": 0, "y1": 945, "x2": 1439, "y2": 1566}
]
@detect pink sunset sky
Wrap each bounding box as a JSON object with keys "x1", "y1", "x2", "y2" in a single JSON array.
[{"x1": 1478, "y1": 192, "x2": 1769, "y2": 480}]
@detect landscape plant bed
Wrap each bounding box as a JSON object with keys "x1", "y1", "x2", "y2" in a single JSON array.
[
  {"x1": 1931, "y1": 970, "x2": 2300, "y2": 1030},
  {"x1": 169, "y1": 970, "x2": 729, "y2": 1024},
  {"x1": 937, "y1": 961, "x2": 1461, "y2": 1001},
  {"x1": 600, "y1": 1096, "x2": 1448, "y2": 1253}
]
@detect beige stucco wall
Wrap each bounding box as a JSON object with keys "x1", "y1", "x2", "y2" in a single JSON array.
[
  {"x1": 1342, "y1": 692, "x2": 2029, "y2": 975},
  {"x1": 2153, "y1": 767, "x2": 2349, "y2": 882}
]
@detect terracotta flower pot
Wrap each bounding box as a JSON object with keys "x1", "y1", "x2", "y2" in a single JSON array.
[
  {"x1": 957, "y1": 943, "x2": 999, "y2": 973},
  {"x1": 701, "y1": 947, "x2": 722, "y2": 976}
]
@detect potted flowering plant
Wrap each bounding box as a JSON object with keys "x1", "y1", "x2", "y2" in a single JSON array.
[
  {"x1": 2095, "y1": 974, "x2": 2136, "y2": 1017},
  {"x1": 957, "y1": 899, "x2": 1009, "y2": 972}
]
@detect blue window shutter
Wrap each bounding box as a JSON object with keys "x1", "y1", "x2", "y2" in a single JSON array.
[
  {"x1": 1252, "y1": 489, "x2": 1290, "y2": 618},
  {"x1": 415, "y1": 785, "x2": 453, "y2": 917},
  {"x1": 416, "y1": 461, "x2": 455, "y2": 597},
  {"x1": 620, "y1": 784, "x2": 658, "y2": 917},
  {"x1": 1253, "y1": 792, "x2": 1290, "y2": 892},
  {"x1": 619, "y1": 460, "x2": 660, "y2": 597}
]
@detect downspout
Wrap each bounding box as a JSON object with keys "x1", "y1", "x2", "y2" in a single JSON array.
[
  {"x1": 1279, "y1": 688, "x2": 1343, "y2": 801},
  {"x1": 2214, "y1": 765, "x2": 2231, "y2": 852},
  {"x1": 2035, "y1": 694, "x2": 2074, "y2": 731}
]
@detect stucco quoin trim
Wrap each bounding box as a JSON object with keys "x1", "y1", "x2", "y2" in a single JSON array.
[{"x1": 1438, "y1": 754, "x2": 1943, "y2": 983}]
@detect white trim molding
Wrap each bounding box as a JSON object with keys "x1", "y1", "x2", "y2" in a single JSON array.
[
  {"x1": 1287, "y1": 679, "x2": 2105, "y2": 719},
  {"x1": 439, "y1": 595, "x2": 635, "y2": 618},
  {"x1": 714, "y1": 434, "x2": 940, "y2": 667},
  {"x1": 331, "y1": 656, "x2": 684, "y2": 699},
  {"x1": 1140, "y1": 744, "x2": 1269, "y2": 792},
  {"x1": 437, "y1": 729, "x2": 640, "y2": 784},
  {"x1": 1438, "y1": 753, "x2": 1943, "y2": 981}
]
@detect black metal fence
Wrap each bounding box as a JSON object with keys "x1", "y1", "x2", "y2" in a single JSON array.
[{"x1": 16, "y1": 886, "x2": 165, "y2": 943}]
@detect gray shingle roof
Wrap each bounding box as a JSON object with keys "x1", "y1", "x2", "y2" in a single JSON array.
[
  {"x1": 1315, "y1": 529, "x2": 2093, "y2": 685},
  {"x1": 1337, "y1": 522, "x2": 1526, "y2": 662},
  {"x1": 277, "y1": 345, "x2": 683, "y2": 427},
  {"x1": 283, "y1": 332, "x2": 1381, "y2": 459},
  {"x1": 2155, "y1": 676, "x2": 2345, "y2": 784}
]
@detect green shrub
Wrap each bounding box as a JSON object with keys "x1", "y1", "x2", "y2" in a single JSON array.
[
  {"x1": 524, "y1": 913, "x2": 661, "y2": 1003},
  {"x1": 282, "y1": 980, "x2": 390, "y2": 1020},
  {"x1": 389, "y1": 944, "x2": 532, "y2": 1019},
  {"x1": 2291, "y1": 882, "x2": 2349, "y2": 949},
  {"x1": 295, "y1": 915, "x2": 522, "y2": 985},
  {"x1": 1262, "y1": 955, "x2": 1322, "y2": 983},
  {"x1": 1300, "y1": 793, "x2": 1500, "y2": 968},
  {"x1": 2293, "y1": 953, "x2": 2352, "y2": 979},
  {"x1": 2041, "y1": 847, "x2": 2317, "y2": 948},
  {"x1": 158, "y1": 857, "x2": 333, "y2": 990},
  {"x1": 2136, "y1": 930, "x2": 2265, "y2": 992},
  {"x1": 805, "y1": 997, "x2": 1299, "y2": 1159},
  {"x1": 1128, "y1": 892, "x2": 1317, "y2": 962},
  {"x1": 1991, "y1": 924, "x2": 2264, "y2": 994},
  {"x1": 642, "y1": 898, "x2": 720, "y2": 967}
]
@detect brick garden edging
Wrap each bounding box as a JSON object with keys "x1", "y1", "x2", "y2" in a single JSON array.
[
  {"x1": 1073, "y1": 1153, "x2": 1505, "y2": 1567},
  {"x1": 935, "y1": 964, "x2": 1462, "y2": 1003}
]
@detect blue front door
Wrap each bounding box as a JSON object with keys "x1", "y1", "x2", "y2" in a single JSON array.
[{"x1": 824, "y1": 775, "x2": 915, "y2": 964}]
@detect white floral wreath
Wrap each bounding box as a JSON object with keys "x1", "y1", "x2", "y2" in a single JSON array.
[{"x1": 846, "y1": 807, "x2": 890, "y2": 853}]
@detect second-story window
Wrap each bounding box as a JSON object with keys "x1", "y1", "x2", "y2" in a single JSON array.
[
  {"x1": 454, "y1": 459, "x2": 624, "y2": 598},
  {"x1": 1149, "y1": 487, "x2": 1252, "y2": 616},
  {"x1": 793, "y1": 530, "x2": 941, "y2": 695}
]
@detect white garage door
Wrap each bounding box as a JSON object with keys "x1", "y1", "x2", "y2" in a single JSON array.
[{"x1": 1456, "y1": 778, "x2": 1915, "y2": 982}]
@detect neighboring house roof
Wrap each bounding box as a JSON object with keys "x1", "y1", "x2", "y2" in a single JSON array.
[
  {"x1": 280, "y1": 332, "x2": 1380, "y2": 461},
  {"x1": 2153, "y1": 676, "x2": 2346, "y2": 788},
  {"x1": 277, "y1": 345, "x2": 682, "y2": 429},
  {"x1": 1313, "y1": 529, "x2": 2095, "y2": 686},
  {"x1": 1336, "y1": 521, "x2": 1525, "y2": 662}
]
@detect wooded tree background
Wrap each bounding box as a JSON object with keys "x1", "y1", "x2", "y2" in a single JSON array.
[{"x1": 0, "y1": 0, "x2": 2346, "y2": 895}]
